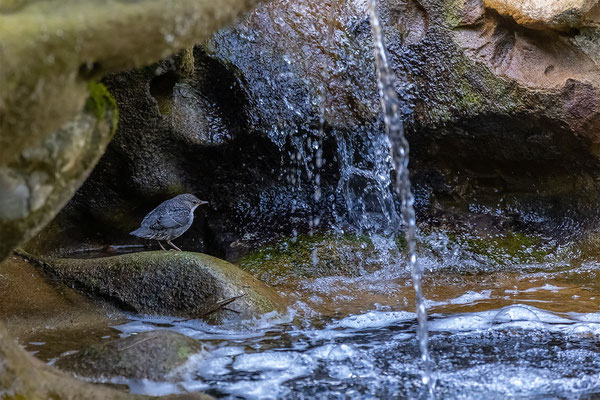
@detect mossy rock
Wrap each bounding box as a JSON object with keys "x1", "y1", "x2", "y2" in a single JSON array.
[
  {"x1": 0, "y1": 84, "x2": 118, "y2": 263},
  {"x1": 31, "y1": 251, "x2": 286, "y2": 323},
  {"x1": 55, "y1": 331, "x2": 205, "y2": 381},
  {"x1": 421, "y1": 228, "x2": 569, "y2": 272},
  {"x1": 237, "y1": 233, "x2": 407, "y2": 285}
]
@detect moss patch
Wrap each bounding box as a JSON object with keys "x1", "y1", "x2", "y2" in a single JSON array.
[
  {"x1": 426, "y1": 229, "x2": 563, "y2": 270},
  {"x1": 86, "y1": 82, "x2": 118, "y2": 132},
  {"x1": 237, "y1": 233, "x2": 407, "y2": 285}
]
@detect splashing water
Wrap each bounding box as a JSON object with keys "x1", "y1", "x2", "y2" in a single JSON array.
[{"x1": 367, "y1": 0, "x2": 433, "y2": 395}]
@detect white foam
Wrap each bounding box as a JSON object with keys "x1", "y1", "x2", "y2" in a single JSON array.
[
  {"x1": 523, "y1": 284, "x2": 565, "y2": 293},
  {"x1": 430, "y1": 305, "x2": 574, "y2": 332},
  {"x1": 330, "y1": 311, "x2": 415, "y2": 330},
  {"x1": 127, "y1": 379, "x2": 181, "y2": 396},
  {"x1": 233, "y1": 351, "x2": 302, "y2": 372},
  {"x1": 449, "y1": 290, "x2": 492, "y2": 305}
]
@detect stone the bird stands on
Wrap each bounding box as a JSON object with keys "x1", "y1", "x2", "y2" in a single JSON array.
[{"x1": 130, "y1": 194, "x2": 208, "y2": 251}]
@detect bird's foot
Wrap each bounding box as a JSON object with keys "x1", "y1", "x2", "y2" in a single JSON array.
[{"x1": 167, "y1": 240, "x2": 182, "y2": 251}]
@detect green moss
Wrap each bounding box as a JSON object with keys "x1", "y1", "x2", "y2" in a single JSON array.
[
  {"x1": 1, "y1": 395, "x2": 28, "y2": 400},
  {"x1": 177, "y1": 345, "x2": 193, "y2": 360},
  {"x1": 177, "y1": 45, "x2": 196, "y2": 78},
  {"x1": 238, "y1": 233, "x2": 406, "y2": 284},
  {"x1": 455, "y1": 82, "x2": 483, "y2": 112},
  {"x1": 451, "y1": 231, "x2": 554, "y2": 265},
  {"x1": 156, "y1": 97, "x2": 174, "y2": 116},
  {"x1": 443, "y1": 0, "x2": 466, "y2": 28},
  {"x1": 86, "y1": 82, "x2": 118, "y2": 132}
]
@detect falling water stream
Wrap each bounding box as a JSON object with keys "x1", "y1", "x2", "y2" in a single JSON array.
[{"x1": 366, "y1": 0, "x2": 433, "y2": 395}]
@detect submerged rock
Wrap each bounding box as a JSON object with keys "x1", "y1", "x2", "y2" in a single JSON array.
[
  {"x1": 32, "y1": 251, "x2": 286, "y2": 323},
  {"x1": 55, "y1": 331, "x2": 204, "y2": 381},
  {"x1": 0, "y1": 321, "x2": 214, "y2": 399}
]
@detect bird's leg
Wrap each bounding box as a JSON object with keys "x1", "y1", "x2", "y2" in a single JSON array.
[
  {"x1": 157, "y1": 241, "x2": 166, "y2": 251},
  {"x1": 167, "y1": 240, "x2": 182, "y2": 251}
]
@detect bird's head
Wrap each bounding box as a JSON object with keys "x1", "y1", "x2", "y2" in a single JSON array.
[{"x1": 177, "y1": 193, "x2": 209, "y2": 209}]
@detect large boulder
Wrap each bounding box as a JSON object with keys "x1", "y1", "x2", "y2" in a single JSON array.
[
  {"x1": 27, "y1": 251, "x2": 287, "y2": 323},
  {"x1": 0, "y1": 0, "x2": 269, "y2": 262}
]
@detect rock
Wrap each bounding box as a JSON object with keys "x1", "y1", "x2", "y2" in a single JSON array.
[
  {"x1": 0, "y1": 86, "x2": 118, "y2": 263},
  {"x1": 31, "y1": 251, "x2": 286, "y2": 323},
  {"x1": 483, "y1": 0, "x2": 600, "y2": 30},
  {"x1": 0, "y1": 0, "x2": 268, "y2": 262},
  {"x1": 237, "y1": 234, "x2": 405, "y2": 286},
  {"x1": 0, "y1": 320, "x2": 214, "y2": 399},
  {"x1": 55, "y1": 331, "x2": 204, "y2": 381},
  {"x1": 0, "y1": 254, "x2": 125, "y2": 339}
]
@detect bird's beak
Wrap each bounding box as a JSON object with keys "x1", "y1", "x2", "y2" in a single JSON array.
[{"x1": 199, "y1": 200, "x2": 209, "y2": 206}]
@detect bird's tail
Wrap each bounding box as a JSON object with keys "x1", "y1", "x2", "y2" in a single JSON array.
[{"x1": 130, "y1": 227, "x2": 150, "y2": 238}]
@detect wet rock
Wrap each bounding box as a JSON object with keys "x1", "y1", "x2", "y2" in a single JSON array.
[
  {"x1": 207, "y1": 0, "x2": 600, "y2": 239},
  {"x1": 0, "y1": 254, "x2": 125, "y2": 339},
  {"x1": 55, "y1": 331, "x2": 205, "y2": 381},
  {"x1": 237, "y1": 234, "x2": 405, "y2": 286},
  {"x1": 31, "y1": 251, "x2": 286, "y2": 323},
  {"x1": 0, "y1": 321, "x2": 186, "y2": 399},
  {"x1": 0, "y1": 0, "x2": 268, "y2": 262}
]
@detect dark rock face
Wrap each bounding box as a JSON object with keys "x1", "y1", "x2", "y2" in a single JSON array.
[
  {"x1": 55, "y1": 331, "x2": 204, "y2": 381},
  {"x1": 36, "y1": 47, "x2": 347, "y2": 258},
  {"x1": 35, "y1": 0, "x2": 600, "y2": 259}
]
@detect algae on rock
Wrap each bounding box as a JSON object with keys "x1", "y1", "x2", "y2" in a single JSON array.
[{"x1": 237, "y1": 234, "x2": 407, "y2": 286}]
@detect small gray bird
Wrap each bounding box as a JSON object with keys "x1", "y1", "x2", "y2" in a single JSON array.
[{"x1": 130, "y1": 194, "x2": 208, "y2": 251}]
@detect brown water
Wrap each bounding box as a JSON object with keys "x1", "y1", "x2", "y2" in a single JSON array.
[{"x1": 23, "y1": 230, "x2": 600, "y2": 399}]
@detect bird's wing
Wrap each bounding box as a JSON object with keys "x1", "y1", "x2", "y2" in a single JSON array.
[
  {"x1": 140, "y1": 204, "x2": 163, "y2": 227},
  {"x1": 149, "y1": 206, "x2": 190, "y2": 230}
]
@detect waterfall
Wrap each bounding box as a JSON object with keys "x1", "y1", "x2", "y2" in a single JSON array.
[{"x1": 367, "y1": 0, "x2": 434, "y2": 396}]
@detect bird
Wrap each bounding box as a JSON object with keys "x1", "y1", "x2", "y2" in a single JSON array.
[{"x1": 130, "y1": 193, "x2": 208, "y2": 251}]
